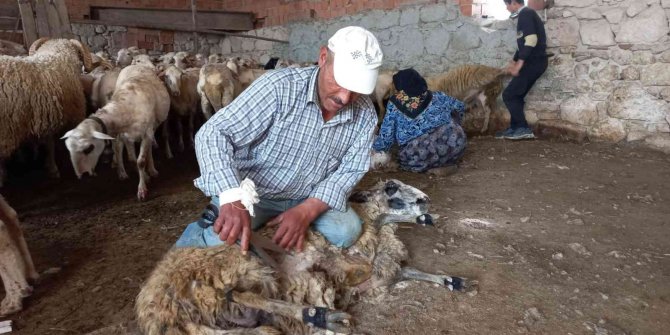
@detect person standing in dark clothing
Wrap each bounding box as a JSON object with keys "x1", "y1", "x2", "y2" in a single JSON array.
[{"x1": 497, "y1": 0, "x2": 548, "y2": 140}]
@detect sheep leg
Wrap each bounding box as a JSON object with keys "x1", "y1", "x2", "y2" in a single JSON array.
[
  {"x1": 0, "y1": 222, "x2": 33, "y2": 317},
  {"x1": 399, "y1": 267, "x2": 477, "y2": 293},
  {"x1": 479, "y1": 93, "x2": 490, "y2": 133},
  {"x1": 123, "y1": 138, "x2": 137, "y2": 169},
  {"x1": 187, "y1": 112, "x2": 195, "y2": 148},
  {"x1": 201, "y1": 95, "x2": 213, "y2": 120},
  {"x1": 136, "y1": 136, "x2": 152, "y2": 201},
  {"x1": 147, "y1": 138, "x2": 159, "y2": 178},
  {"x1": 113, "y1": 138, "x2": 129, "y2": 180},
  {"x1": 0, "y1": 161, "x2": 5, "y2": 187},
  {"x1": 230, "y1": 291, "x2": 352, "y2": 334},
  {"x1": 162, "y1": 121, "x2": 173, "y2": 159},
  {"x1": 44, "y1": 136, "x2": 60, "y2": 179},
  {"x1": 0, "y1": 201, "x2": 38, "y2": 282},
  {"x1": 184, "y1": 323, "x2": 281, "y2": 335},
  {"x1": 176, "y1": 116, "x2": 185, "y2": 153}
]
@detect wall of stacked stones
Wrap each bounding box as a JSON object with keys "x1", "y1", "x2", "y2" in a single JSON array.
[{"x1": 70, "y1": 0, "x2": 670, "y2": 153}]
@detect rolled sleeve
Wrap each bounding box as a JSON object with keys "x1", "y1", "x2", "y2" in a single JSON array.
[{"x1": 311, "y1": 115, "x2": 376, "y2": 212}]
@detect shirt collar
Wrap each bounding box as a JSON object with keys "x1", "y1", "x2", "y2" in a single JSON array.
[
  {"x1": 308, "y1": 67, "x2": 354, "y2": 126},
  {"x1": 510, "y1": 6, "x2": 526, "y2": 18}
]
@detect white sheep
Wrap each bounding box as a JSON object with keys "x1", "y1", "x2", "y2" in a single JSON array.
[
  {"x1": 0, "y1": 194, "x2": 39, "y2": 317},
  {"x1": 162, "y1": 65, "x2": 201, "y2": 152},
  {"x1": 197, "y1": 63, "x2": 242, "y2": 119},
  {"x1": 132, "y1": 179, "x2": 474, "y2": 334},
  {"x1": 174, "y1": 51, "x2": 192, "y2": 70},
  {"x1": 62, "y1": 65, "x2": 170, "y2": 200},
  {"x1": 0, "y1": 38, "x2": 93, "y2": 186}
]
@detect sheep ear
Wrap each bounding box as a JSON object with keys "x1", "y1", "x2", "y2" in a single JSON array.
[
  {"x1": 349, "y1": 191, "x2": 372, "y2": 203},
  {"x1": 92, "y1": 131, "x2": 114, "y2": 140},
  {"x1": 61, "y1": 129, "x2": 75, "y2": 139}
]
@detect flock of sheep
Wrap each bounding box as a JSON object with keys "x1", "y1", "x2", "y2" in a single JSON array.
[{"x1": 0, "y1": 37, "x2": 505, "y2": 333}]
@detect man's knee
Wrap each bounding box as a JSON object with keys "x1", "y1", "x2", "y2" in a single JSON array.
[
  {"x1": 313, "y1": 208, "x2": 363, "y2": 248},
  {"x1": 334, "y1": 217, "x2": 363, "y2": 248}
]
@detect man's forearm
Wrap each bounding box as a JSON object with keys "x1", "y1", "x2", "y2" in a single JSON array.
[{"x1": 299, "y1": 197, "x2": 330, "y2": 222}]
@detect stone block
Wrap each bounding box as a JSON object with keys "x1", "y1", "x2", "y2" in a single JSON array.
[
  {"x1": 545, "y1": 17, "x2": 580, "y2": 47},
  {"x1": 641, "y1": 63, "x2": 670, "y2": 85},
  {"x1": 621, "y1": 66, "x2": 640, "y2": 80},
  {"x1": 400, "y1": 6, "x2": 420, "y2": 26},
  {"x1": 608, "y1": 83, "x2": 670, "y2": 121},
  {"x1": 555, "y1": 0, "x2": 597, "y2": 7},
  {"x1": 588, "y1": 118, "x2": 626, "y2": 142},
  {"x1": 603, "y1": 8, "x2": 624, "y2": 23},
  {"x1": 579, "y1": 20, "x2": 615, "y2": 46},
  {"x1": 535, "y1": 119, "x2": 589, "y2": 142},
  {"x1": 419, "y1": 4, "x2": 447, "y2": 23},
  {"x1": 616, "y1": 5, "x2": 669, "y2": 44},
  {"x1": 560, "y1": 95, "x2": 599, "y2": 125}
]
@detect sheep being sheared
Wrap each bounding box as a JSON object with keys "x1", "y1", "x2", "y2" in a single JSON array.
[
  {"x1": 0, "y1": 38, "x2": 93, "y2": 186},
  {"x1": 0, "y1": 194, "x2": 39, "y2": 317},
  {"x1": 62, "y1": 65, "x2": 170, "y2": 200},
  {"x1": 134, "y1": 179, "x2": 475, "y2": 335},
  {"x1": 426, "y1": 64, "x2": 508, "y2": 133}
]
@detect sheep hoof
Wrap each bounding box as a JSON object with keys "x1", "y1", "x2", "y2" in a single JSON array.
[
  {"x1": 444, "y1": 276, "x2": 478, "y2": 293},
  {"x1": 148, "y1": 168, "x2": 159, "y2": 177},
  {"x1": 118, "y1": 171, "x2": 129, "y2": 180},
  {"x1": 137, "y1": 188, "x2": 148, "y2": 201},
  {"x1": 0, "y1": 295, "x2": 23, "y2": 317},
  {"x1": 302, "y1": 307, "x2": 352, "y2": 333}
]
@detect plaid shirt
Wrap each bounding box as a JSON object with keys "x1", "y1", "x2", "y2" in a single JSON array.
[{"x1": 193, "y1": 66, "x2": 377, "y2": 212}]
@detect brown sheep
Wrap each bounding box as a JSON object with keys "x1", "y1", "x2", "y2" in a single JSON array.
[
  {"x1": 426, "y1": 64, "x2": 508, "y2": 133},
  {"x1": 133, "y1": 179, "x2": 474, "y2": 334}
]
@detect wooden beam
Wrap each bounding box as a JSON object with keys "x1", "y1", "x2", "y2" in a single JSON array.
[
  {"x1": 17, "y1": 0, "x2": 37, "y2": 46},
  {"x1": 191, "y1": 0, "x2": 198, "y2": 52},
  {"x1": 71, "y1": 19, "x2": 289, "y2": 44},
  {"x1": 52, "y1": 0, "x2": 74, "y2": 38},
  {"x1": 90, "y1": 7, "x2": 254, "y2": 32},
  {"x1": 34, "y1": 0, "x2": 52, "y2": 37}
]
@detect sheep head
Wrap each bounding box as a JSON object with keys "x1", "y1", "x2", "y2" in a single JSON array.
[
  {"x1": 164, "y1": 65, "x2": 183, "y2": 97},
  {"x1": 61, "y1": 118, "x2": 114, "y2": 178},
  {"x1": 349, "y1": 179, "x2": 431, "y2": 225}
]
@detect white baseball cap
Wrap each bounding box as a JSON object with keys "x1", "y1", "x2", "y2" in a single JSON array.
[{"x1": 327, "y1": 26, "x2": 383, "y2": 95}]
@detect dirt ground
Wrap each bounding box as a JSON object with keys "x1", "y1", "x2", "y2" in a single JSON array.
[{"x1": 1, "y1": 137, "x2": 669, "y2": 335}]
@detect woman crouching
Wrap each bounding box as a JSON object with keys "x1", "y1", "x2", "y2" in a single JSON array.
[{"x1": 372, "y1": 68, "x2": 467, "y2": 174}]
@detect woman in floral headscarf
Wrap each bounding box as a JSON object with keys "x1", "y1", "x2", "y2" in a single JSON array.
[{"x1": 372, "y1": 68, "x2": 467, "y2": 173}]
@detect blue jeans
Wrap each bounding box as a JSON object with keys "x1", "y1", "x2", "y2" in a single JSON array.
[{"x1": 175, "y1": 196, "x2": 363, "y2": 249}]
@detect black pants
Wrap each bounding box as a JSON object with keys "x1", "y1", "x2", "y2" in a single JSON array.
[{"x1": 502, "y1": 57, "x2": 548, "y2": 129}]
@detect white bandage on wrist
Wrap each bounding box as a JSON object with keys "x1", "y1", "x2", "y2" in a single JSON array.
[{"x1": 218, "y1": 178, "x2": 260, "y2": 217}]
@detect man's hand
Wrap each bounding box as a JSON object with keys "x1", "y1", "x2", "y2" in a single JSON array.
[
  {"x1": 214, "y1": 200, "x2": 252, "y2": 254},
  {"x1": 509, "y1": 60, "x2": 524, "y2": 77},
  {"x1": 270, "y1": 198, "x2": 329, "y2": 252}
]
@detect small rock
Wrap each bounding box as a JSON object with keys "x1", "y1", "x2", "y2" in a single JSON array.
[
  {"x1": 567, "y1": 218, "x2": 585, "y2": 225},
  {"x1": 600, "y1": 292, "x2": 609, "y2": 300},
  {"x1": 433, "y1": 249, "x2": 440, "y2": 254},
  {"x1": 523, "y1": 307, "x2": 544, "y2": 326},
  {"x1": 467, "y1": 251, "x2": 485, "y2": 259},
  {"x1": 569, "y1": 243, "x2": 592, "y2": 256},
  {"x1": 42, "y1": 267, "x2": 62, "y2": 275},
  {"x1": 552, "y1": 252, "x2": 564, "y2": 260},
  {"x1": 520, "y1": 216, "x2": 530, "y2": 223},
  {"x1": 435, "y1": 243, "x2": 446, "y2": 249},
  {"x1": 91, "y1": 285, "x2": 102, "y2": 293},
  {"x1": 607, "y1": 250, "x2": 626, "y2": 258}
]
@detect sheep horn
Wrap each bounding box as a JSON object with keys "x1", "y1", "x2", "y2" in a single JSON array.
[
  {"x1": 69, "y1": 39, "x2": 93, "y2": 72},
  {"x1": 28, "y1": 37, "x2": 50, "y2": 55}
]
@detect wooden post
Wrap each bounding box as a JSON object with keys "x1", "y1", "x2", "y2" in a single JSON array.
[
  {"x1": 17, "y1": 0, "x2": 37, "y2": 46},
  {"x1": 52, "y1": 0, "x2": 74, "y2": 38},
  {"x1": 191, "y1": 0, "x2": 198, "y2": 52}
]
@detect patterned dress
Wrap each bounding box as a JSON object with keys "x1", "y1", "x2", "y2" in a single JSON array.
[{"x1": 372, "y1": 90, "x2": 467, "y2": 173}]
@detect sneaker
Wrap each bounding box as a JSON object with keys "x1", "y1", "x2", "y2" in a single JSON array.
[
  {"x1": 505, "y1": 127, "x2": 536, "y2": 140},
  {"x1": 495, "y1": 127, "x2": 515, "y2": 139}
]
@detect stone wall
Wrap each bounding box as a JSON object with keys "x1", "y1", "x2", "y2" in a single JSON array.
[{"x1": 70, "y1": 0, "x2": 670, "y2": 153}]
